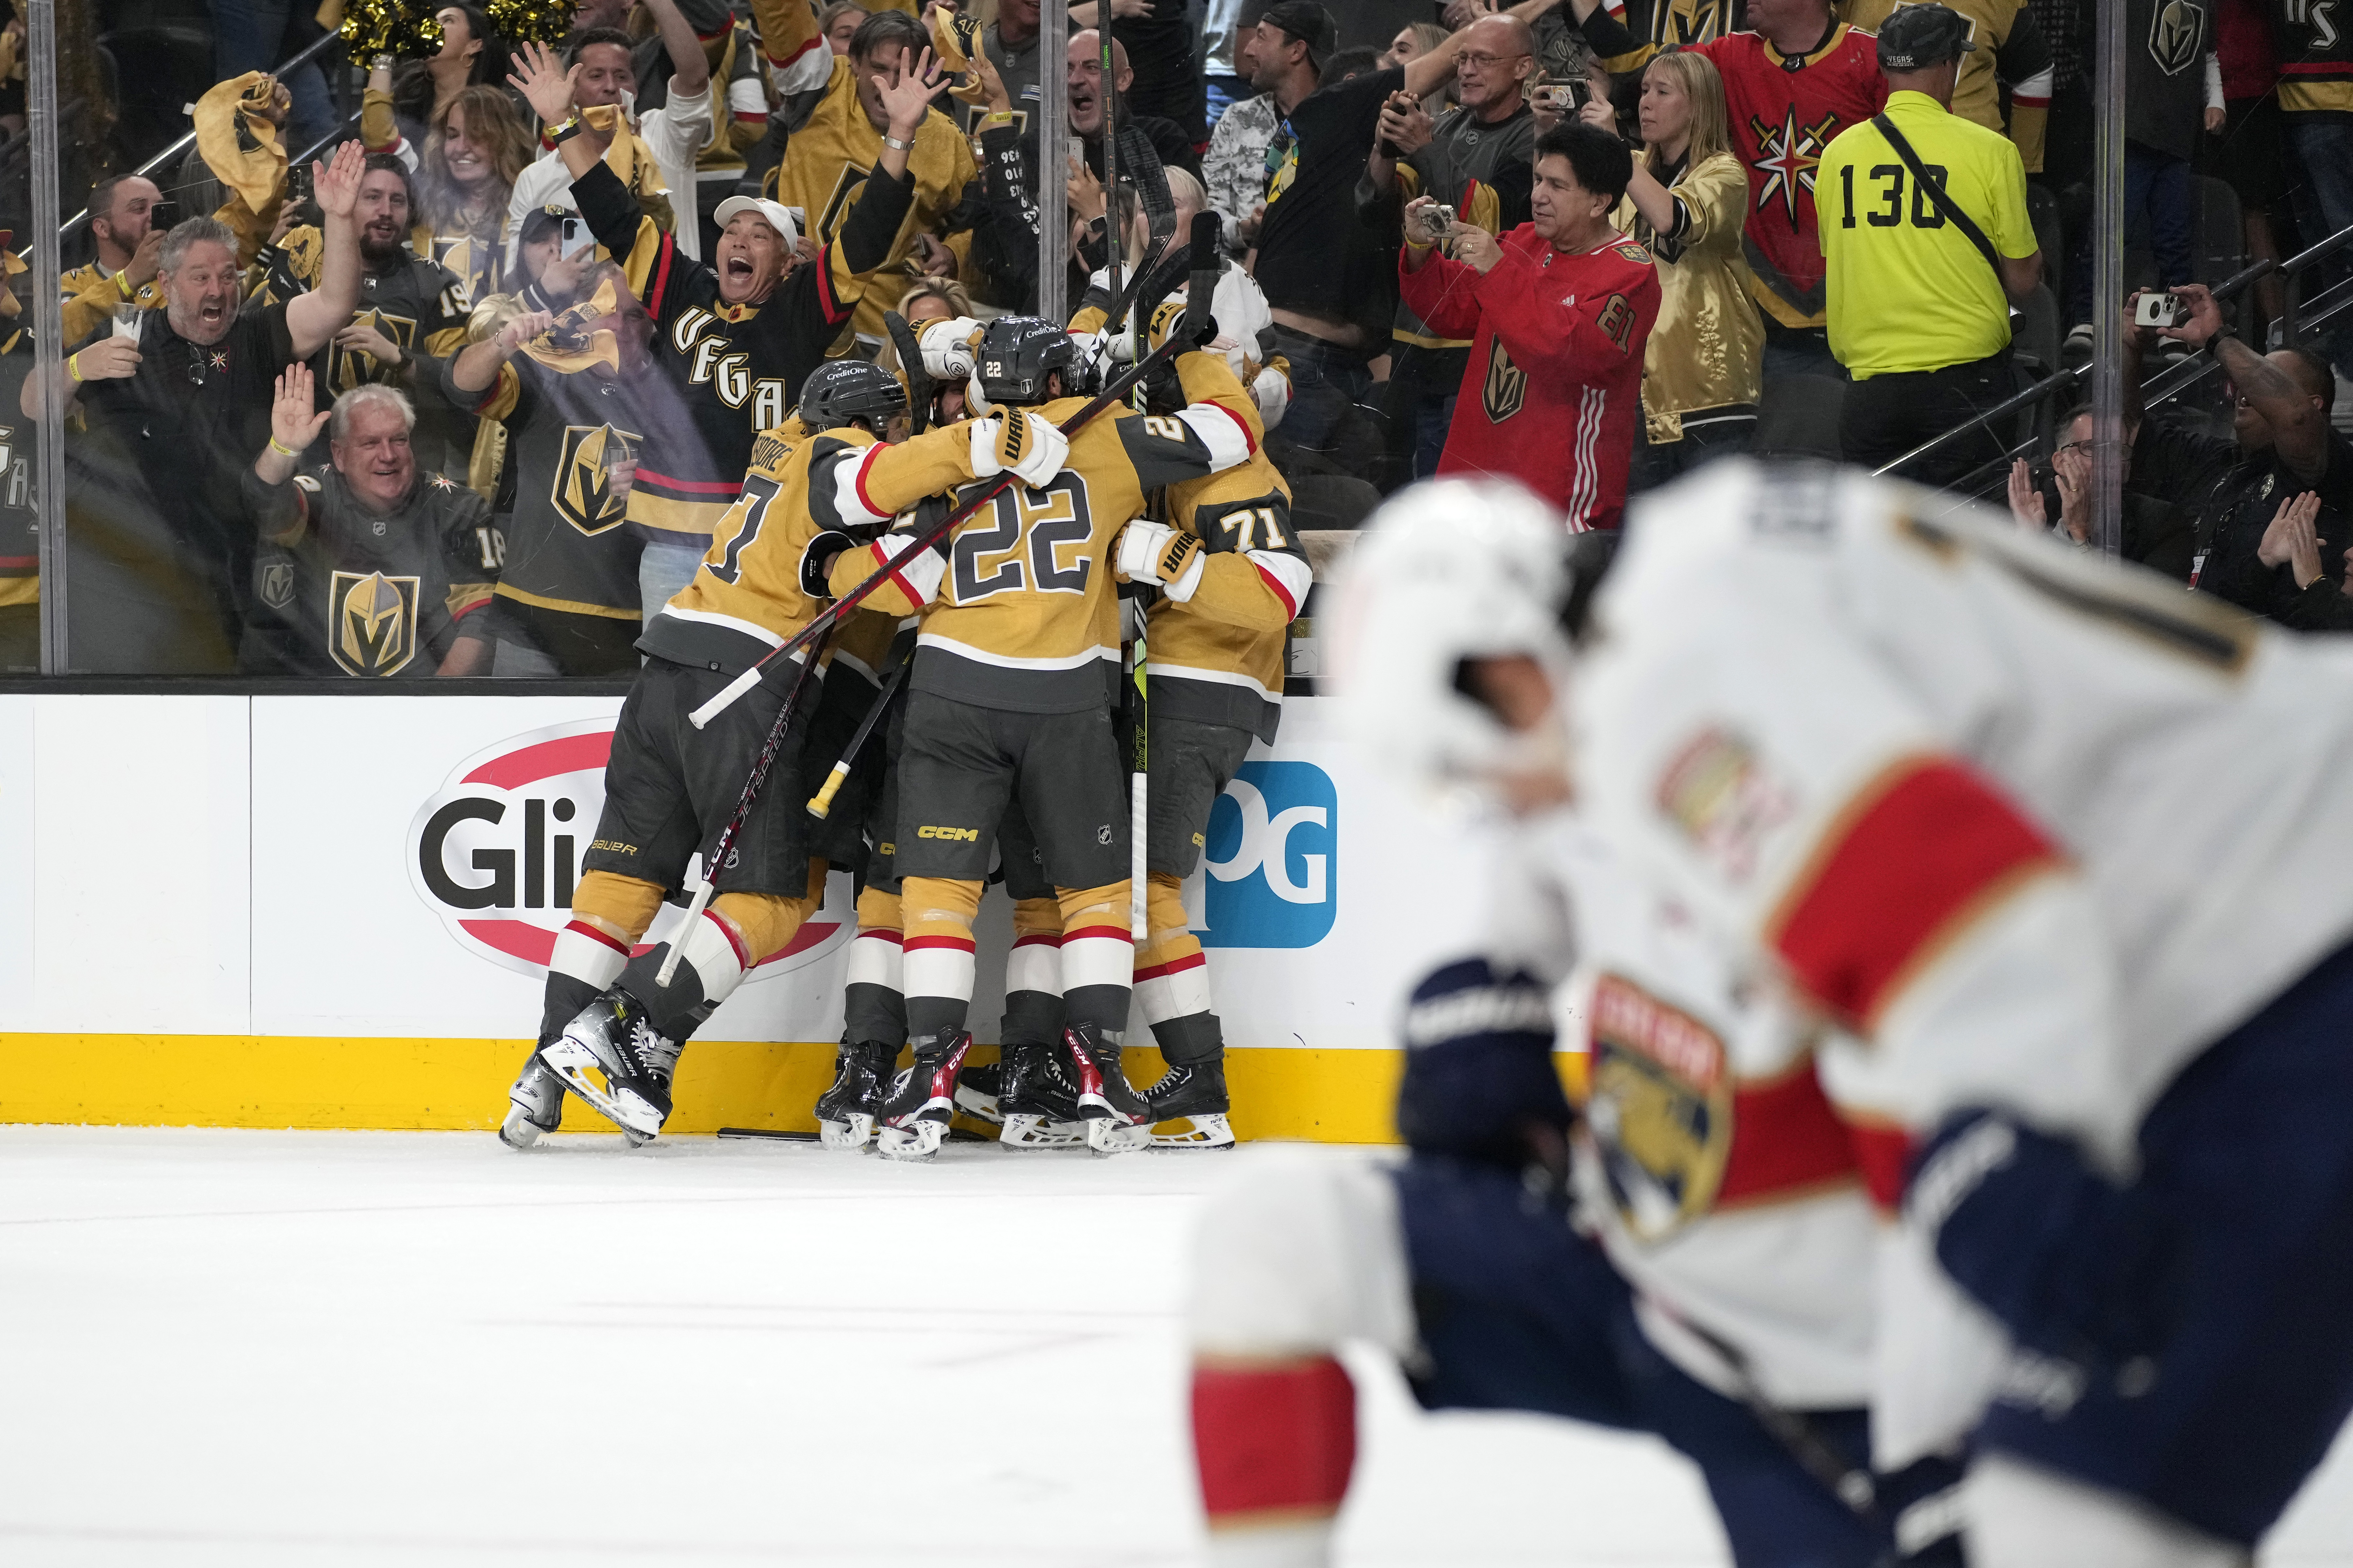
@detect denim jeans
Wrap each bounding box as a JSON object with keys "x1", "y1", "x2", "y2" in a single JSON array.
[
  {"x1": 2070, "y1": 141, "x2": 2193, "y2": 326},
  {"x1": 2288, "y1": 116, "x2": 2353, "y2": 374},
  {"x1": 1263, "y1": 323, "x2": 1373, "y2": 462},
  {"x1": 211, "y1": 0, "x2": 337, "y2": 151}
]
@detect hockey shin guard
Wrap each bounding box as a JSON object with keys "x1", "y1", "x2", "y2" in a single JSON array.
[
  {"x1": 1002, "y1": 895, "x2": 1067, "y2": 1048},
  {"x1": 1192, "y1": 1355, "x2": 1355, "y2": 1564},
  {"x1": 544, "y1": 872, "x2": 667, "y2": 1038},
  {"x1": 901, "y1": 876, "x2": 983, "y2": 1040},
  {"x1": 1057, "y1": 881, "x2": 1135, "y2": 1038},
  {"x1": 845, "y1": 886, "x2": 908, "y2": 1049},
  {"x1": 1137, "y1": 871, "x2": 1223, "y2": 1066}
]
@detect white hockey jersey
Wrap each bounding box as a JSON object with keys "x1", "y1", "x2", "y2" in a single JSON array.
[{"x1": 1570, "y1": 461, "x2": 2353, "y2": 1461}]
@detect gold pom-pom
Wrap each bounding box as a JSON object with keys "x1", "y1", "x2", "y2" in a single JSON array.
[
  {"x1": 483, "y1": 0, "x2": 576, "y2": 47},
  {"x1": 341, "y1": 0, "x2": 446, "y2": 59}
]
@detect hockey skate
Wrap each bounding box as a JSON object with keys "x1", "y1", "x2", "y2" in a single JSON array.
[
  {"x1": 815, "y1": 1038, "x2": 896, "y2": 1151},
  {"x1": 499, "y1": 1053, "x2": 568, "y2": 1150},
  {"x1": 1061, "y1": 1024, "x2": 1153, "y2": 1156},
  {"x1": 1140, "y1": 1059, "x2": 1236, "y2": 1150},
  {"x1": 996, "y1": 1043, "x2": 1088, "y2": 1150},
  {"x1": 953, "y1": 1060, "x2": 1005, "y2": 1125},
  {"x1": 537, "y1": 989, "x2": 681, "y2": 1145},
  {"x1": 874, "y1": 1030, "x2": 974, "y2": 1163}
]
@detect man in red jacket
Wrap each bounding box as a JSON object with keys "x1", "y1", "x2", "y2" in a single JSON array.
[{"x1": 1399, "y1": 121, "x2": 1661, "y2": 530}]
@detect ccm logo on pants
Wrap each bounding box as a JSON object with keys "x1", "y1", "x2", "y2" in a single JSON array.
[
  {"x1": 918, "y1": 825, "x2": 981, "y2": 841},
  {"x1": 1200, "y1": 762, "x2": 1338, "y2": 949}
]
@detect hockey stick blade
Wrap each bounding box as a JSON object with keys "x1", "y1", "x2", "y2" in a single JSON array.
[
  {"x1": 882, "y1": 310, "x2": 933, "y2": 439},
  {"x1": 688, "y1": 326, "x2": 1214, "y2": 730}
]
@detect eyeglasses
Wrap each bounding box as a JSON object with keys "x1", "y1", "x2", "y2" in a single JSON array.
[{"x1": 1458, "y1": 50, "x2": 1530, "y2": 68}]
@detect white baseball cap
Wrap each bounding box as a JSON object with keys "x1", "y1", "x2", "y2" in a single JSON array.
[{"x1": 712, "y1": 195, "x2": 801, "y2": 248}]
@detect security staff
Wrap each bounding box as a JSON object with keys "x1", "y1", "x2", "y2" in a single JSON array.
[{"x1": 1817, "y1": 4, "x2": 2043, "y2": 488}]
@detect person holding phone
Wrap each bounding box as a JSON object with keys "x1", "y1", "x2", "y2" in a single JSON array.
[{"x1": 62, "y1": 176, "x2": 171, "y2": 347}]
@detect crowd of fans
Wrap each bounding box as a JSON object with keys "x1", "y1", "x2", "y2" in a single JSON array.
[{"x1": 6, "y1": 0, "x2": 2353, "y2": 677}]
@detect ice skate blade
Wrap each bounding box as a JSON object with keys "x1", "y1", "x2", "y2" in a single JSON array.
[
  {"x1": 875, "y1": 1119, "x2": 947, "y2": 1162},
  {"x1": 999, "y1": 1113, "x2": 1086, "y2": 1149},
  {"x1": 953, "y1": 1082, "x2": 1004, "y2": 1124},
  {"x1": 820, "y1": 1113, "x2": 874, "y2": 1151},
  {"x1": 1150, "y1": 1113, "x2": 1236, "y2": 1150},
  {"x1": 497, "y1": 1106, "x2": 545, "y2": 1150},
  {"x1": 1087, "y1": 1118, "x2": 1153, "y2": 1156},
  {"x1": 537, "y1": 1038, "x2": 665, "y2": 1139}
]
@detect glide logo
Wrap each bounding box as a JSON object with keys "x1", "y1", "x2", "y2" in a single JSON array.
[{"x1": 1198, "y1": 762, "x2": 1337, "y2": 949}]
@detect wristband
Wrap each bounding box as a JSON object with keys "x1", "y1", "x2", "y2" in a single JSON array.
[
  {"x1": 116, "y1": 271, "x2": 137, "y2": 299},
  {"x1": 548, "y1": 113, "x2": 584, "y2": 144},
  {"x1": 65, "y1": 352, "x2": 82, "y2": 383},
  {"x1": 982, "y1": 111, "x2": 1014, "y2": 126},
  {"x1": 268, "y1": 437, "x2": 301, "y2": 457},
  {"x1": 882, "y1": 132, "x2": 916, "y2": 152}
]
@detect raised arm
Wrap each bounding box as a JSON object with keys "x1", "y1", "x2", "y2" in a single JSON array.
[
  {"x1": 449, "y1": 308, "x2": 553, "y2": 395},
  {"x1": 284, "y1": 140, "x2": 369, "y2": 359},
  {"x1": 643, "y1": 0, "x2": 712, "y2": 100},
  {"x1": 2174, "y1": 282, "x2": 2331, "y2": 477}
]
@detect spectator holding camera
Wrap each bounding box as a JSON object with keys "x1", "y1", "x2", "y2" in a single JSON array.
[
  {"x1": 63, "y1": 177, "x2": 170, "y2": 348},
  {"x1": 1816, "y1": 5, "x2": 2042, "y2": 487},
  {"x1": 1399, "y1": 121, "x2": 1660, "y2": 529},
  {"x1": 1587, "y1": 50, "x2": 1764, "y2": 488},
  {"x1": 241, "y1": 367, "x2": 500, "y2": 677},
  {"x1": 2127, "y1": 283, "x2": 2353, "y2": 626},
  {"x1": 1358, "y1": 11, "x2": 1539, "y2": 482}
]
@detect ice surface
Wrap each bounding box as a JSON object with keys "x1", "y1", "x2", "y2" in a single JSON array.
[{"x1": 1, "y1": 1127, "x2": 2348, "y2": 1565}]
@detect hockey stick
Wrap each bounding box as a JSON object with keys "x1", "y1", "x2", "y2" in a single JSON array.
[
  {"x1": 882, "y1": 310, "x2": 932, "y2": 439},
  {"x1": 656, "y1": 635, "x2": 829, "y2": 987},
  {"x1": 1099, "y1": 23, "x2": 1122, "y2": 338},
  {"x1": 806, "y1": 654, "x2": 907, "y2": 819},
  {"x1": 687, "y1": 256, "x2": 1223, "y2": 733}
]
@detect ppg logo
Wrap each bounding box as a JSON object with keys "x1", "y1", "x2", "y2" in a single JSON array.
[{"x1": 1199, "y1": 762, "x2": 1337, "y2": 949}]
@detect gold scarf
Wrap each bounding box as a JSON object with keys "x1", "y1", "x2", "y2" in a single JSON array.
[
  {"x1": 521, "y1": 277, "x2": 625, "y2": 375},
  {"x1": 195, "y1": 72, "x2": 288, "y2": 218}
]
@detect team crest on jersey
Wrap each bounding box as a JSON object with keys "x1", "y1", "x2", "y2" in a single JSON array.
[
  {"x1": 2148, "y1": 0, "x2": 2206, "y2": 73},
  {"x1": 1483, "y1": 339, "x2": 1528, "y2": 422},
  {"x1": 553, "y1": 424, "x2": 642, "y2": 535},
  {"x1": 1656, "y1": 727, "x2": 1795, "y2": 883},
  {"x1": 328, "y1": 569, "x2": 420, "y2": 676},
  {"x1": 1585, "y1": 973, "x2": 1733, "y2": 1241},
  {"x1": 1750, "y1": 106, "x2": 1843, "y2": 223},
  {"x1": 327, "y1": 306, "x2": 418, "y2": 393},
  {"x1": 1651, "y1": 0, "x2": 1734, "y2": 42},
  {"x1": 259, "y1": 558, "x2": 296, "y2": 610}
]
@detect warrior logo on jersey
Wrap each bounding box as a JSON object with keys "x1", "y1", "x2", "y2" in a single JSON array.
[
  {"x1": 2150, "y1": 0, "x2": 2207, "y2": 73},
  {"x1": 259, "y1": 558, "x2": 296, "y2": 610},
  {"x1": 1750, "y1": 106, "x2": 1844, "y2": 223},
  {"x1": 1586, "y1": 973, "x2": 1733, "y2": 1241},
  {"x1": 1656, "y1": 726, "x2": 1796, "y2": 883},
  {"x1": 553, "y1": 424, "x2": 642, "y2": 536},
  {"x1": 326, "y1": 307, "x2": 419, "y2": 395},
  {"x1": 328, "y1": 569, "x2": 420, "y2": 676},
  {"x1": 1483, "y1": 339, "x2": 1529, "y2": 423}
]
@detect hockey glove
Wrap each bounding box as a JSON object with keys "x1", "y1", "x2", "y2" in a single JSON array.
[
  {"x1": 1908, "y1": 1108, "x2": 2189, "y2": 1378},
  {"x1": 969, "y1": 410, "x2": 1069, "y2": 489},
  {"x1": 1113, "y1": 519, "x2": 1206, "y2": 600},
  {"x1": 800, "y1": 528, "x2": 856, "y2": 598},
  {"x1": 916, "y1": 316, "x2": 984, "y2": 381},
  {"x1": 858, "y1": 530, "x2": 947, "y2": 607},
  {"x1": 1394, "y1": 957, "x2": 1572, "y2": 1173}
]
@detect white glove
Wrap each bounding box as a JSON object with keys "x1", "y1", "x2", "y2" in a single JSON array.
[
  {"x1": 917, "y1": 316, "x2": 983, "y2": 382},
  {"x1": 1113, "y1": 518, "x2": 1205, "y2": 600},
  {"x1": 1251, "y1": 362, "x2": 1291, "y2": 431},
  {"x1": 865, "y1": 531, "x2": 945, "y2": 606},
  {"x1": 1115, "y1": 519, "x2": 1173, "y2": 582},
  {"x1": 969, "y1": 410, "x2": 1070, "y2": 489}
]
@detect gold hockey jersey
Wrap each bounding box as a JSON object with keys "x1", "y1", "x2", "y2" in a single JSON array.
[{"x1": 1146, "y1": 449, "x2": 1304, "y2": 744}]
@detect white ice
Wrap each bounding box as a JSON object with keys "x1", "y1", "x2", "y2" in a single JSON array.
[{"x1": 3, "y1": 1127, "x2": 2350, "y2": 1566}]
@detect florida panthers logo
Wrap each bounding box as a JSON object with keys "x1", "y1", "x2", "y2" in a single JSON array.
[
  {"x1": 328, "y1": 569, "x2": 420, "y2": 677},
  {"x1": 1482, "y1": 340, "x2": 1528, "y2": 423},
  {"x1": 1584, "y1": 974, "x2": 1733, "y2": 1241},
  {"x1": 554, "y1": 423, "x2": 641, "y2": 535}
]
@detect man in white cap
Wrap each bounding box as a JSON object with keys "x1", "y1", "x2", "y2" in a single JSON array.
[{"x1": 510, "y1": 35, "x2": 949, "y2": 613}]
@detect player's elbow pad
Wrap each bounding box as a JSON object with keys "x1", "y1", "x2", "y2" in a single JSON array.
[
  {"x1": 1393, "y1": 958, "x2": 1570, "y2": 1164},
  {"x1": 1908, "y1": 1109, "x2": 2187, "y2": 1372}
]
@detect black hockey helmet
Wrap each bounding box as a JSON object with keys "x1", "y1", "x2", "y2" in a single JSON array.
[
  {"x1": 797, "y1": 359, "x2": 909, "y2": 434},
  {"x1": 975, "y1": 316, "x2": 1082, "y2": 408}
]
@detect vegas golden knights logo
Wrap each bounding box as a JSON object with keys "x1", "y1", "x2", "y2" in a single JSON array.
[
  {"x1": 2148, "y1": 0, "x2": 2206, "y2": 74},
  {"x1": 1585, "y1": 974, "x2": 1733, "y2": 1241},
  {"x1": 259, "y1": 557, "x2": 296, "y2": 610},
  {"x1": 1483, "y1": 339, "x2": 1528, "y2": 423},
  {"x1": 554, "y1": 424, "x2": 642, "y2": 536},
  {"x1": 328, "y1": 570, "x2": 420, "y2": 677},
  {"x1": 327, "y1": 307, "x2": 419, "y2": 394}
]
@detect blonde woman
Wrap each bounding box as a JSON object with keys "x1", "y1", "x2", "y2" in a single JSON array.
[{"x1": 1581, "y1": 50, "x2": 1762, "y2": 490}]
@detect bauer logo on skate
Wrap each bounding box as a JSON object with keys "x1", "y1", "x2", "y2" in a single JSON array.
[
  {"x1": 406, "y1": 718, "x2": 844, "y2": 977},
  {"x1": 1198, "y1": 762, "x2": 1337, "y2": 949}
]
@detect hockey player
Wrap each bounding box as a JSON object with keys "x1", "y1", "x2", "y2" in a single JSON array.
[
  {"x1": 1184, "y1": 482, "x2": 1962, "y2": 1567},
  {"x1": 508, "y1": 37, "x2": 945, "y2": 611},
  {"x1": 846, "y1": 314, "x2": 1260, "y2": 1160},
  {"x1": 504, "y1": 358, "x2": 1052, "y2": 1144},
  {"x1": 1330, "y1": 463, "x2": 2353, "y2": 1562}
]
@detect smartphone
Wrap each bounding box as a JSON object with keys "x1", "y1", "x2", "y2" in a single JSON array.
[
  {"x1": 148, "y1": 197, "x2": 183, "y2": 233},
  {"x1": 559, "y1": 214, "x2": 596, "y2": 260},
  {"x1": 1529, "y1": 77, "x2": 1590, "y2": 114},
  {"x1": 2134, "y1": 290, "x2": 2187, "y2": 329}
]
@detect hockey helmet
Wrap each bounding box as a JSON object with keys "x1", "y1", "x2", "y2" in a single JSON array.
[
  {"x1": 974, "y1": 316, "x2": 1083, "y2": 410},
  {"x1": 1328, "y1": 478, "x2": 1588, "y2": 810},
  {"x1": 797, "y1": 359, "x2": 910, "y2": 435}
]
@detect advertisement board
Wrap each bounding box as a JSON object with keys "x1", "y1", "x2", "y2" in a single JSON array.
[{"x1": 0, "y1": 692, "x2": 1485, "y2": 1139}]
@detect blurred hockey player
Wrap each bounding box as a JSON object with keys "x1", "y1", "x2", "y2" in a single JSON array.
[
  {"x1": 846, "y1": 313, "x2": 1260, "y2": 1160},
  {"x1": 505, "y1": 359, "x2": 1016, "y2": 1146},
  {"x1": 1184, "y1": 481, "x2": 1963, "y2": 1567}
]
